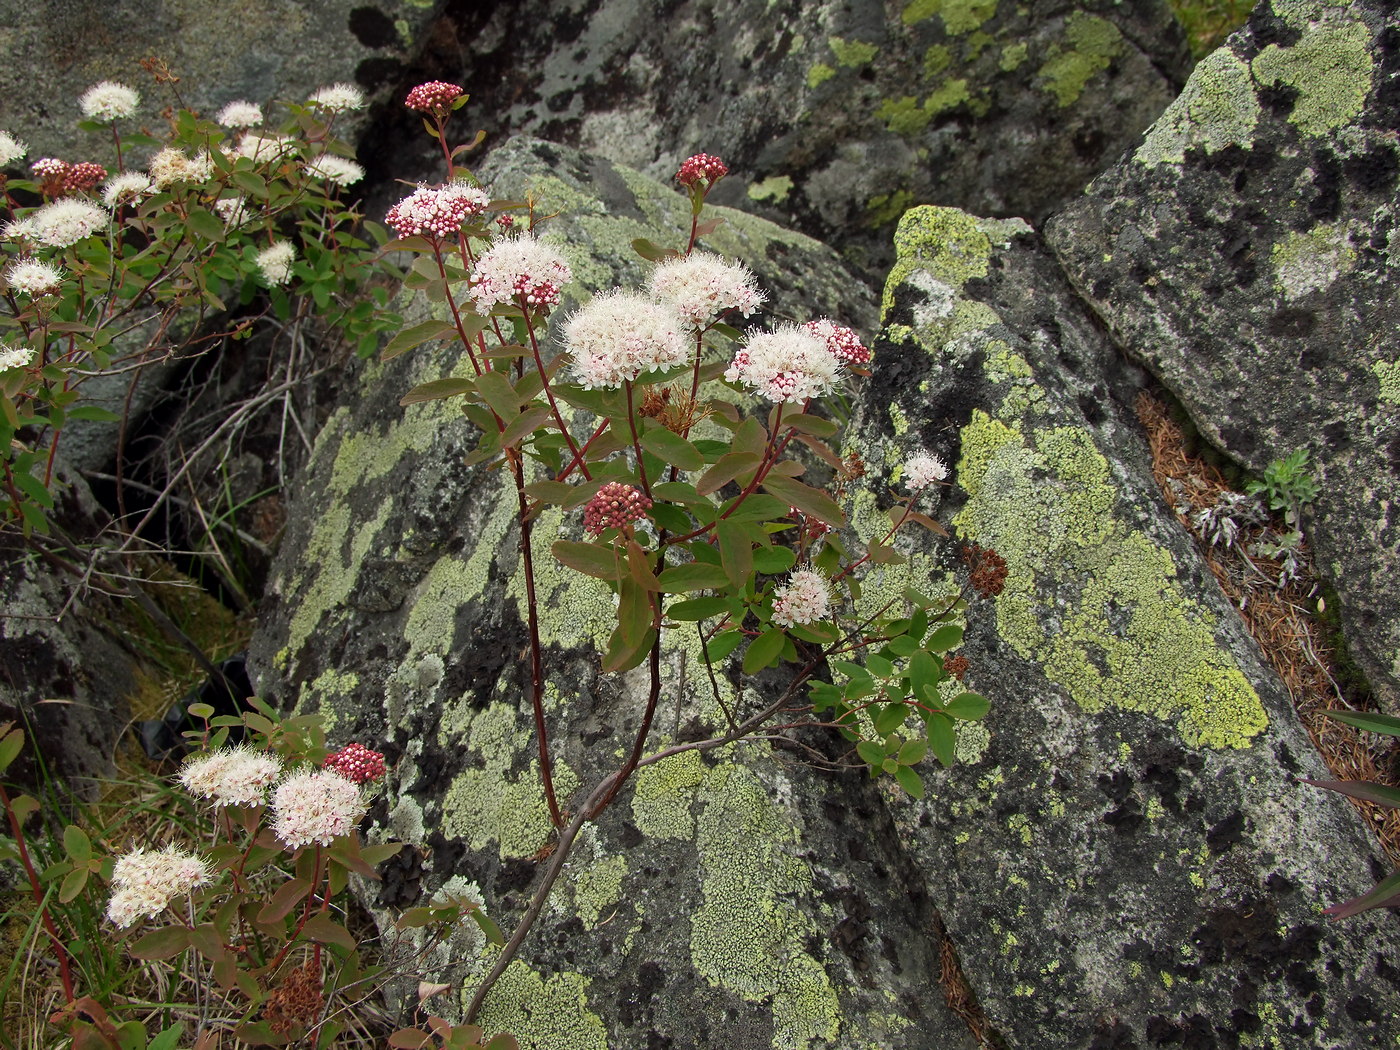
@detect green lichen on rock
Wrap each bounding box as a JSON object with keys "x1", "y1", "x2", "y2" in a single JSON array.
[
  {"x1": 925, "y1": 78, "x2": 971, "y2": 116},
  {"x1": 903, "y1": 0, "x2": 997, "y2": 33},
  {"x1": 749, "y1": 175, "x2": 795, "y2": 202},
  {"x1": 828, "y1": 36, "x2": 879, "y2": 68},
  {"x1": 1372, "y1": 360, "x2": 1400, "y2": 405},
  {"x1": 954, "y1": 409, "x2": 1269, "y2": 750},
  {"x1": 876, "y1": 95, "x2": 935, "y2": 138},
  {"x1": 691, "y1": 762, "x2": 841, "y2": 1050},
  {"x1": 466, "y1": 957, "x2": 609, "y2": 1050},
  {"x1": 999, "y1": 41, "x2": 1028, "y2": 71},
  {"x1": 630, "y1": 748, "x2": 708, "y2": 839},
  {"x1": 1038, "y1": 13, "x2": 1124, "y2": 108},
  {"x1": 806, "y1": 62, "x2": 836, "y2": 89},
  {"x1": 884, "y1": 205, "x2": 994, "y2": 319},
  {"x1": 1251, "y1": 18, "x2": 1374, "y2": 137},
  {"x1": 573, "y1": 854, "x2": 629, "y2": 928},
  {"x1": 1271, "y1": 223, "x2": 1357, "y2": 300},
  {"x1": 1135, "y1": 48, "x2": 1261, "y2": 166}
]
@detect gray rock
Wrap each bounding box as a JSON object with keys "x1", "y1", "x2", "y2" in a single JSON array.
[
  {"x1": 250, "y1": 139, "x2": 978, "y2": 1050},
  {"x1": 868, "y1": 203, "x2": 1400, "y2": 1048},
  {"x1": 1044, "y1": 0, "x2": 1400, "y2": 716},
  {"x1": 435, "y1": 0, "x2": 1191, "y2": 273},
  {"x1": 0, "y1": 0, "x2": 436, "y2": 162}
]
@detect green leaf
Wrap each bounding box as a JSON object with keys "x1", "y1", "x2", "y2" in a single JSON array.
[
  {"x1": 552, "y1": 540, "x2": 624, "y2": 581},
  {"x1": 716, "y1": 520, "x2": 753, "y2": 590},
  {"x1": 788, "y1": 620, "x2": 840, "y2": 645},
  {"x1": 525, "y1": 480, "x2": 573, "y2": 504},
  {"x1": 866, "y1": 654, "x2": 894, "y2": 679},
  {"x1": 856, "y1": 740, "x2": 884, "y2": 767},
  {"x1": 909, "y1": 650, "x2": 941, "y2": 700},
  {"x1": 874, "y1": 703, "x2": 909, "y2": 736},
  {"x1": 186, "y1": 207, "x2": 224, "y2": 241},
  {"x1": 500, "y1": 404, "x2": 553, "y2": 448},
  {"x1": 893, "y1": 764, "x2": 925, "y2": 798},
  {"x1": 63, "y1": 825, "x2": 91, "y2": 864},
  {"x1": 617, "y1": 578, "x2": 655, "y2": 646},
  {"x1": 148, "y1": 1024, "x2": 184, "y2": 1050},
  {"x1": 258, "y1": 877, "x2": 312, "y2": 924},
  {"x1": 704, "y1": 629, "x2": 743, "y2": 663},
  {"x1": 130, "y1": 925, "x2": 191, "y2": 960},
  {"x1": 602, "y1": 623, "x2": 657, "y2": 673},
  {"x1": 719, "y1": 493, "x2": 791, "y2": 524},
  {"x1": 59, "y1": 866, "x2": 89, "y2": 903},
  {"x1": 0, "y1": 727, "x2": 24, "y2": 773},
  {"x1": 301, "y1": 914, "x2": 356, "y2": 949},
  {"x1": 697, "y1": 452, "x2": 762, "y2": 495},
  {"x1": 632, "y1": 237, "x2": 681, "y2": 262},
  {"x1": 898, "y1": 739, "x2": 929, "y2": 765},
  {"x1": 668, "y1": 596, "x2": 731, "y2": 621},
  {"x1": 782, "y1": 413, "x2": 838, "y2": 438},
  {"x1": 927, "y1": 713, "x2": 955, "y2": 767},
  {"x1": 1322, "y1": 710, "x2": 1400, "y2": 738},
  {"x1": 399, "y1": 377, "x2": 475, "y2": 406},
  {"x1": 927, "y1": 624, "x2": 964, "y2": 652},
  {"x1": 1304, "y1": 778, "x2": 1400, "y2": 810},
  {"x1": 944, "y1": 692, "x2": 989, "y2": 721},
  {"x1": 1323, "y1": 869, "x2": 1400, "y2": 920},
  {"x1": 752, "y1": 546, "x2": 797, "y2": 574},
  {"x1": 649, "y1": 502, "x2": 692, "y2": 534},
  {"x1": 475, "y1": 370, "x2": 521, "y2": 419},
  {"x1": 382, "y1": 318, "x2": 461, "y2": 361},
  {"x1": 742, "y1": 628, "x2": 787, "y2": 674},
  {"x1": 657, "y1": 562, "x2": 731, "y2": 592},
  {"x1": 640, "y1": 427, "x2": 704, "y2": 471},
  {"x1": 887, "y1": 635, "x2": 918, "y2": 658},
  {"x1": 760, "y1": 474, "x2": 844, "y2": 527}
]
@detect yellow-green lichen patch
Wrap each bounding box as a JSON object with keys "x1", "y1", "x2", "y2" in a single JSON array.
[
  {"x1": 903, "y1": 0, "x2": 997, "y2": 33},
  {"x1": 630, "y1": 748, "x2": 708, "y2": 839},
  {"x1": 828, "y1": 36, "x2": 879, "y2": 68},
  {"x1": 1038, "y1": 13, "x2": 1124, "y2": 108},
  {"x1": 1135, "y1": 48, "x2": 1261, "y2": 167},
  {"x1": 440, "y1": 700, "x2": 581, "y2": 860},
  {"x1": 573, "y1": 854, "x2": 629, "y2": 928},
  {"x1": 299, "y1": 667, "x2": 360, "y2": 727},
  {"x1": 923, "y1": 44, "x2": 952, "y2": 80},
  {"x1": 1251, "y1": 18, "x2": 1374, "y2": 138},
  {"x1": 1271, "y1": 223, "x2": 1357, "y2": 301},
  {"x1": 953, "y1": 410, "x2": 1268, "y2": 750},
  {"x1": 925, "y1": 78, "x2": 971, "y2": 117},
  {"x1": 691, "y1": 762, "x2": 841, "y2": 1050},
  {"x1": 749, "y1": 175, "x2": 795, "y2": 203},
  {"x1": 507, "y1": 505, "x2": 616, "y2": 654},
  {"x1": 806, "y1": 63, "x2": 836, "y2": 89},
  {"x1": 466, "y1": 956, "x2": 608, "y2": 1050},
  {"x1": 877, "y1": 95, "x2": 936, "y2": 138},
  {"x1": 867, "y1": 189, "x2": 915, "y2": 229},
  {"x1": 999, "y1": 41, "x2": 1028, "y2": 71},
  {"x1": 883, "y1": 206, "x2": 996, "y2": 321},
  {"x1": 1372, "y1": 360, "x2": 1400, "y2": 405}
]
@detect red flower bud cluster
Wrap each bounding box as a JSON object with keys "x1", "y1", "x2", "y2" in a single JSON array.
[
  {"x1": 676, "y1": 153, "x2": 728, "y2": 188},
  {"x1": 583, "y1": 482, "x2": 652, "y2": 535},
  {"x1": 64, "y1": 162, "x2": 107, "y2": 193},
  {"x1": 405, "y1": 80, "x2": 465, "y2": 114},
  {"x1": 323, "y1": 741, "x2": 387, "y2": 784}
]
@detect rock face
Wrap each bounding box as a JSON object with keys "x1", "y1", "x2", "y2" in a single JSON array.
[
  {"x1": 416, "y1": 0, "x2": 1191, "y2": 272},
  {"x1": 250, "y1": 142, "x2": 1400, "y2": 1049},
  {"x1": 870, "y1": 204, "x2": 1400, "y2": 1048},
  {"x1": 1044, "y1": 0, "x2": 1400, "y2": 715},
  {"x1": 0, "y1": 0, "x2": 435, "y2": 160}
]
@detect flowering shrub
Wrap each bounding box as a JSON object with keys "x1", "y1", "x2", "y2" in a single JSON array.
[
  {"x1": 382, "y1": 86, "x2": 996, "y2": 1021},
  {"x1": 0, "y1": 75, "x2": 402, "y2": 533}
]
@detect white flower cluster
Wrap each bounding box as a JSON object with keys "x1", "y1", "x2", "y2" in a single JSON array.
[
  {"x1": 215, "y1": 100, "x2": 263, "y2": 128},
  {"x1": 903, "y1": 451, "x2": 948, "y2": 491},
  {"x1": 565, "y1": 291, "x2": 690, "y2": 389},
  {"x1": 149, "y1": 147, "x2": 213, "y2": 187},
  {"x1": 271, "y1": 769, "x2": 364, "y2": 848},
  {"x1": 469, "y1": 235, "x2": 571, "y2": 311},
  {"x1": 304, "y1": 154, "x2": 364, "y2": 187},
  {"x1": 386, "y1": 182, "x2": 490, "y2": 239},
  {"x1": 648, "y1": 251, "x2": 765, "y2": 328},
  {"x1": 0, "y1": 131, "x2": 27, "y2": 167},
  {"x1": 214, "y1": 196, "x2": 251, "y2": 227},
  {"x1": 0, "y1": 343, "x2": 35, "y2": 370},
  {"x1": 7, "y1": 258, "x2": 63, "y2": 297},
  {"x1": 105, "y1": 845, "x2": 210, "y2": 928},
  {"x1": 101, "y1": 171, "x2": 153, "y2": 209},
  {"x1": 308, "y1": 83, "x2": 365, "y2": 113},
  {"x1": 256, "y1": 242, "x2": 295, "y2": 285},
  {"x1": 79, "y1": 81, "x2": 139, "y2": 121},
  {"x1": 772, "y1": 569, "x2": 831, "y2": 627},
  {"x1": 232, "y1": 134, "x2": 294, "y2": 164},
  {"x1": 179, "y1": 745, "x2": 284, "y2": 808},
  {"x1": 725, "y1": 323, "x2": 843, "y2": 404},
  {"x1": 27, "y1": 198, "x2": 108, "y2": 248}
]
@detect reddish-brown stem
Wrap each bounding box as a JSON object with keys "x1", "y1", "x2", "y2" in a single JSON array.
[
  {"x1": 511, "y1": 453, "x2": 566, "y2": 829},
  {"x1": 624, "y1": 382, "x2": 652, "y2": 499},
  {"x1": 520, "y1": 303, "x2": 587, "y2": 474},
  {"x1": 433, "y1": 250, "x2": 483, "y2": 375},
  {"x1": 0, "y1": 784, "x2": 75, "y2": 1002}
]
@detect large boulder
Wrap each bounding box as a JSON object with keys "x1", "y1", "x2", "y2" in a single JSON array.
[
  {"x1": 249, "y1": 139, "x2": 1400, "y2": 1048},
  {"x1": 1044, "y1": 0, "x2": 1400, "y2": 715},
  {"x1": 868, "y1": 203, "x2": 1400, "y2": 1048},
  {"x1": 0, "y1": 0, "x2": 437, "y2": 161},
  {"x1": 406, "y1": 0, "x2": 1192, "y2": 272}
]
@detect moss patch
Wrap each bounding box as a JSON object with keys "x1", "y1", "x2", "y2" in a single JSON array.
[{"x1": 1251, "y1": 18, "x2": 1374, "y2": 138}]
